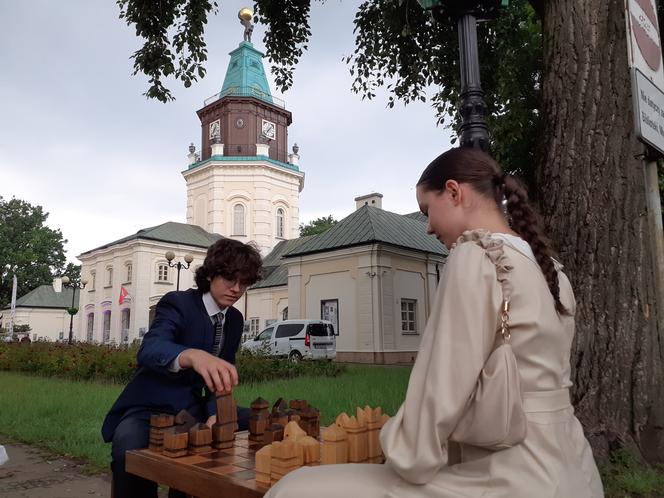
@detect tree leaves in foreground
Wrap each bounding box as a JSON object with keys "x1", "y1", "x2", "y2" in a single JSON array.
[
  {"x1": 0, "y1": 197, "x2": 67, "y2": 308},
  {"x1": 117, "y1": 0, "x2": 541, "y2": 178}
]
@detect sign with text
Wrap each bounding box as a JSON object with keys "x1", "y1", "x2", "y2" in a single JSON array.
[
  {"x1": 626, "y1": 0, "x2": 664, "y2": 154},
  {"x1": 632, "y1": 68, "x2": 664, "y2": 153}
]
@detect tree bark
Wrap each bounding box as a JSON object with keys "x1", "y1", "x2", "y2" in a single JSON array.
[{"x1": 536, "y1": 0, "x2": 664, "y2": 463}]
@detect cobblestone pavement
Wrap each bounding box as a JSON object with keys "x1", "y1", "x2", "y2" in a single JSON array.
[{"x1": 0, "y1": 441, "x2": 110, "y2": 498}]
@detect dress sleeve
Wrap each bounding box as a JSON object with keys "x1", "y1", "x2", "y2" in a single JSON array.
[{"x1": 380, "y1": 239, "x2": 505, "y2": 484}]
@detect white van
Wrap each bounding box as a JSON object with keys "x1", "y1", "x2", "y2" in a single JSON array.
[{"x1": 241, "y1": 319, "x2": 337, "y2": 361}]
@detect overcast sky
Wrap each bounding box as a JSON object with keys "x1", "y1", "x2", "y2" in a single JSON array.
[{"x1": 1, "y1": 0, "x2": 453, "y2": 263}]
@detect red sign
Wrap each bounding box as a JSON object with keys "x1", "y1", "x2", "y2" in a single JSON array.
[{"x1": 630, "y1": 0, "x2": 662, "y2": 71}]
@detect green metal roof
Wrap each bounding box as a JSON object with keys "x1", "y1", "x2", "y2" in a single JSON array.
[
  {"x1": 251, "y1": 264, "x2": 289, "y2": 290},
  {"x1": 283, "y1": 206, "x2": 447, "y2": 258},
  {"x1": 186, "y1": 155, "x2": 300, "y2": 173},
  {"x1": 5, "y1": 284, "x2": 78, "y2": 310},
  {"x1": 79, "y1": 222, "x2": 221, "y2": 256},
  {"x1": 404, "y1": 211, "x2": 427, "y2": 223},
  {"x1": 251, "y1": 236, "x2": 316, "y2": 289},
  {"x1": 220, "y1": 41, "x2": 273, "y2": 105}
]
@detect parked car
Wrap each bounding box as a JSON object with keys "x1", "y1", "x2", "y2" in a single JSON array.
[{"x1": 241, "y1": 319, "x2": 337, "y2": 361}]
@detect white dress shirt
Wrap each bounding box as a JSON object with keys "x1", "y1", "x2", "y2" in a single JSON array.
[{"x1": 168, "y1": 292, "x2": 228, "y2": 372}]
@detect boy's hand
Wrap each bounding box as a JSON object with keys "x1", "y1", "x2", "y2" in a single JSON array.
[{"x1": 179, "y1": 348, "x2": 238, "y2": 393}]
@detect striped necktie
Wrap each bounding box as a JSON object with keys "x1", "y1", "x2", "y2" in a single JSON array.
[{"x1": 212, "y1": 312, "x2": 225, "y2": 356}]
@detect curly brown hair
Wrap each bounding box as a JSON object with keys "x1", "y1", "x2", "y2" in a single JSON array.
[
  {"x1": 417, "y1": 147, "x2": 569, "y2": 315},
  {"x1": 194, "y1": 238, "x2": 263, "y2": 293}
]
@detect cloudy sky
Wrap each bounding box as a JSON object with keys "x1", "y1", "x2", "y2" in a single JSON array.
[{"x1": 1, "y1": 0, "x2": 453, "y2": 263}]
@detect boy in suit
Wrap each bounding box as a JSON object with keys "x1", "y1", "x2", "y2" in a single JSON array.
[{"x1": 102, "y1": 238, "x2": 263, "y2": 498}]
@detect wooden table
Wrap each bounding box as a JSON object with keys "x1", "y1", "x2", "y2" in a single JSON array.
[{"x1": 125, "y1": 432, "x2": 269, "y2": 498}]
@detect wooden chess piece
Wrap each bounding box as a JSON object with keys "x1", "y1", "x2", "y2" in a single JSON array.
[
  {"x1": 358, "y1": 406, "x2": 383, "y2": 463},
  {"x1": 188, "y1": 423, "x2": 212, "y2": 454},
  {"x1": 263, "y1": 423, "x2": 284, "y2": 444},
  {"x1": 336, "y1": 412, "x2": 368, "y2": 463},
  {"x1": 270, "y1": 440, "x2": 302, "y2": 485},
  {"x1": 284, "y1": 420, "x2": 307, "y2": 441},
  {"x1": 149, "y1": 413, "x2": 174, "y2": 452},
  {"x1": 212, "y1": 391, "x2": 237, "y2": 449},
  {"x1": 321, "y1": 424, "x2": 348, "y2": 465},
  {"x1": 249, "y1": 397, "x2": 270, "y2": 443},
  {"x1": 255, "y1": 444, "x2": 272, "y2": 486},
  {"x1": 163, "y1": 428, "x2": 189, "y2": 458}
]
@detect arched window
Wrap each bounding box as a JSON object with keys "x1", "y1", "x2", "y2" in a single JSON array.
[
  {"x1": 121, "y1": 309, "x2": 131, "y2": 343},
  {"x1": 103, "y1": 311, "x2": 111, "y2": 343},
  {"x1": 233, "y1": 204, "x2": 246, "y2": 235},
  {"x1": 86, "y1": 313, "x2": 94, "y2": 342},
  {"x1": 276, "y1": 208, "x2": 285, "y2": 238}
]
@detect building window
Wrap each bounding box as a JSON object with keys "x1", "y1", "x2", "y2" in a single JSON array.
[
  {"x1": 103, "y1": 311, "x2": 111, "y2": 343},
  {"x1": 157, "y1": 264, "x2": 169, "y2": 282},
  {"x1": 250, "y1": 317, "x2": 260, "y2": 336},
  {"x1": 126, "y1": 263, "x2": 132, "y2": 283},
  {"x1": 106, "y1": 267, "x2": 113, "y2": 287},
  {"x1": 121, "y1": 309, "x2": 131, "y2": 342},
  {"x1": 233, "y1": 204, "x2": 245, "y2": 235},
  {"x1": 276, "y1": 208, "x2": 285, "y2": 238},
  {"x1": 401, "y1": 299, "x2": 417, "y2": 334},
  {"x1": 282, "y1": 306, "x2": 288, "y2": 321},
  {"x1": 90, "y1": 271, "x2": 96, "y2": 290},
  {"x1": 86, "y1": 313, "x2": 94, "y2": 342}
]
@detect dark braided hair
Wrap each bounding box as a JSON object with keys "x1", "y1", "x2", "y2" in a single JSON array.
[{"x1": 417, "y1": 147, "x2": 569, "y2": 315}]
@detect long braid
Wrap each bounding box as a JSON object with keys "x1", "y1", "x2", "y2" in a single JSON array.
[{"x1": 503, "y1": 175, "x2": 569, "y2": 315}]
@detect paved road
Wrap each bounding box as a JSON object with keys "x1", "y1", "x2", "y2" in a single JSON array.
[{"x1": 0, "y1": 441, "x2": 110, "y2": 498}]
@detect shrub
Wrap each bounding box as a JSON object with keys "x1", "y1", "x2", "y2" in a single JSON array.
[{"x1": 0, "y1": 342, "x2": 343, "y2": 384}]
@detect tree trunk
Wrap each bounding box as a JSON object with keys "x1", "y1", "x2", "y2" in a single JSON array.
[{"x1": 537, "y1": 0, "x2": 664, "y2": 463}]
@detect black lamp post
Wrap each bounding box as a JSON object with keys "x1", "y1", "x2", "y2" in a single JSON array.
[
  {"x1": 416, "y1": 0, "x2": 509, "y2": 151},
  {"x1": 165, "y1": 251, "x2": 194, "y2": 291},
  {"x1": 61, "y1": 275, "x2": 88, "y2": 345}
]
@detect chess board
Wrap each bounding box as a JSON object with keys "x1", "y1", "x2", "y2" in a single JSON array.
[{"x1": 126, "y1": 431, "x2": 272, "y2": 498}]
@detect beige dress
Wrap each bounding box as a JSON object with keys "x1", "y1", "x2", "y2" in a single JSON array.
[{"x1": 266, "y1": 230, "x2": 604, "y2": 498}]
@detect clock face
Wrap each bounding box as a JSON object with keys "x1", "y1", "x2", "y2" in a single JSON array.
[
  {"x1": 235, "y1": 117, "x2": 245, "y2": 129},
  {"x1": 261, "y1": 119, "x2": 276, "y2": 141},
  {"x1": 209, "y1": 119, "x2": 221, "y2": 139}
]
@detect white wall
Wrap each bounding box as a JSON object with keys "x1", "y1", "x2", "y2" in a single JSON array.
[
  {"x1": 12, "y1": 308, "x2": 73, "y2": 342},
  {"x1": 77, "y1": 240, "x2": 208, "y2": 344},
  {"x1": 184, "y1": 159, "x2": 303, "y2": 255}
]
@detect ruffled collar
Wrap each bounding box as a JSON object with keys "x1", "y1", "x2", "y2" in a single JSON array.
[{"x1": 452, "y1": 229, "x2": 514, "y2": 301}]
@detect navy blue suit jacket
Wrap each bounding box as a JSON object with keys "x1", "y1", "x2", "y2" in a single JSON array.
[{"x1": 101, "y1": 289, "x2": 244, "y2": 442}]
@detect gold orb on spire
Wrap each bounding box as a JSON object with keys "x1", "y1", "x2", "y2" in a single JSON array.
[{"x1": 238, "y1": 7, "x2": 253, "y2": 21}]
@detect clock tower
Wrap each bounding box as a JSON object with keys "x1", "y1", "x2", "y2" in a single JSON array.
[{"x1": 182, "y1": 10, "x2": 304, "y2": 255}]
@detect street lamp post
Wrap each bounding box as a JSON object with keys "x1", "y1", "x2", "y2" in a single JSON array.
[
  {"x1": 165, "y1": 251, "x2": 194, "y2": 291},
  {"x1": 417, "y1": 0, "x2": 509, "y2": 151},
  {"x1": 61, "y1": 275, "x2": 88, "y2": 345}
]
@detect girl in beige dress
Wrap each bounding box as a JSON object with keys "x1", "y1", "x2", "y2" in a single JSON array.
[{"x1": 266, "y1": 147, "x2": 604, "y2": 498}]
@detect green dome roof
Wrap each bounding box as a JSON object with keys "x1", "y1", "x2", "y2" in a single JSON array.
[{"x1": 220, "y1": 41, "x2": 273, "y2": 104}]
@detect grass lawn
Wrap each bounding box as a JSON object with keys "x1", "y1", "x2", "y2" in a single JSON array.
[
  {"x1": 0, "y1": 365, "x2": 410, "y2": 471},
  {"x1": 2, "y1": 367, "x2": 664, "y2": 497}
]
